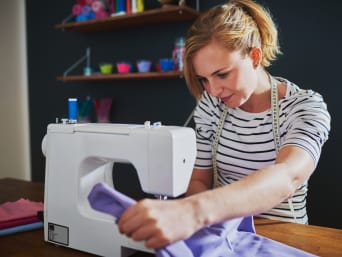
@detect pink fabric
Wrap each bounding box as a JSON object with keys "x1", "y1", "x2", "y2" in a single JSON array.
[
  {"x1": 0, "y1": 198, "x2": 43, "y2": 229},
  {"x1": 0, "y1": 216, "x2": 39, "y2": 229}
]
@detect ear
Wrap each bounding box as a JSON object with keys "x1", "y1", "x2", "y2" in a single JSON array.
[{"x1": 249, "y1": 47, "x2": 262, "y2": 69}]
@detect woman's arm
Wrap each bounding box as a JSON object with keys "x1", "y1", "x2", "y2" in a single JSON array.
[
  {"x1": 118, "y1": 145, "x2": 315, "y2": 249},
  {"x1": 187, "y1": 145, "x2": 315, "y2": 226},
  {"x1": 185, "y1": 168, "x2": 213, "y2": 196}
]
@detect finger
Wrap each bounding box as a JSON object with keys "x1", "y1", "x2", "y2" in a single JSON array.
[
  {"x1": 119, "y1": 199, "x2": 155, "y2": 232},
  {"x1": 118, "y1": 207, "x2": 141, "y2": 234},
  {"x1": 119, "y1": 217, "x2": 140, "y2": 236},
  {"x1": 129, "y1": 220, "x2": 158, "y2": 242},
  {"x1": 119, "y1": 206, "x2": 154, "y2": 237},
  {"x1": 119, "y1": 204, "x2": 139, "y2": 225},
  {"x1": 145, "y1": 234, "x2": 171, "y2": 249},
  {"x1": 119, "y1": 199, "x2": 152, "y2": 224}
]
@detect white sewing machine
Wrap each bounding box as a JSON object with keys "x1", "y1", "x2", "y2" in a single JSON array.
[{"x1": 42, "y1": 121, "x2": 196, "y2": 257}]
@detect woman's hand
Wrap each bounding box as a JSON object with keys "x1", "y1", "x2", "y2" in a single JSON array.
[{"x1": 117, "y1": 197, "x2": 202, "y2": 249}]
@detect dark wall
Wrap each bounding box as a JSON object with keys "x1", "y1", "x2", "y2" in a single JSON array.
[{"x1": 26, "y1": 0, "x2": 342, "y2": 229}]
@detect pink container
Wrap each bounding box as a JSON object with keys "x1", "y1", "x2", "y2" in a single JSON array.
[{"x1": 116, "y1": 62, "x2": 131, "y2": 73}]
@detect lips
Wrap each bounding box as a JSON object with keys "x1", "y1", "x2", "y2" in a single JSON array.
[{"x1": 221, "y1": 95, "x2": 232, "y2": 103}]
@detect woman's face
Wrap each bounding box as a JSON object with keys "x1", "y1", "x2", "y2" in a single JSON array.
[{"x1": 192, "y1": 40, "x2": 259, "y2": 109}]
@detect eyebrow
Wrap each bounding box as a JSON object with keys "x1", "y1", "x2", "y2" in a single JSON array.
[{"x1": 196, "y1": 67, "x2": 229, "y2": 79}]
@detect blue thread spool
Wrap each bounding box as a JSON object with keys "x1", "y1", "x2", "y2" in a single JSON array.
[
  {"x1": 83, "y1": 67, "x2": 92, "y2": 76},
  {"x1": 68, "y1": 98, "x2": 78, "y2": 122}
]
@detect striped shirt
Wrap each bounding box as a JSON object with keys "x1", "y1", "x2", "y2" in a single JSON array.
[{"x1": 194, "y1": 77, "x2": 331, "y2": 224}]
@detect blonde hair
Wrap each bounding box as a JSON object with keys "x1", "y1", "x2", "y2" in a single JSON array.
[{"x1": 184, "y1": 0, "x2": 281, "y2": 99}]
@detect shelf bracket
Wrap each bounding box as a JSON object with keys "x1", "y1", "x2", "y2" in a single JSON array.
[
  {"x1": 60, "y1": 14, "x2": 74, "y2": 32},
  {"x1": 195, "y1": 0, "x2": 200, "y2": 11},
  {"x1": 63, "y1": 47, "x2": 91, "y2": 77}
]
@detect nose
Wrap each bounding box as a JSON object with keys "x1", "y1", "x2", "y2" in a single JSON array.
[{"x1": 206, "y1": 82, "x2": 222, "y2": 97}]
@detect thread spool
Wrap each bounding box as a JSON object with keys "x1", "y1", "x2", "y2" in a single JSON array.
[
  {"x1": 83, "y1": 67, "x2": 92, "y2": 76},
  {"x1": 68, "y1": 98, "x2": 78, "y2": 122},
  {"x1": 137, "y1": 0, "x2": 144, "y2": 12}
]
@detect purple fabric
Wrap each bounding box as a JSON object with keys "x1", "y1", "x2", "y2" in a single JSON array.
[
  {"x1": 87, "y1": 183, "x2": 135, "y2": 220},
  {"x1": 88, "y1": 183, "x2": 317, "y2": 257}
]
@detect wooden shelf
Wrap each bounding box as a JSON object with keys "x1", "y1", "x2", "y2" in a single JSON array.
[
  {"x1": 55, "y1": 5, "x2": 200, "y2": 32},
  {"x1": 56, "y1": 71, "x2": 184, "y2": 81}
]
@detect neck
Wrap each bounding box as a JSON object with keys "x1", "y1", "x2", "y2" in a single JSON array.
[{"x1": 240, "y1": 69, "x2": 272, "y2": 113}]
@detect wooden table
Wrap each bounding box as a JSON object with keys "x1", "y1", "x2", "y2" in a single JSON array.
[{"x1": 1, "y1": 178, "x2": 341, "y2": 257}]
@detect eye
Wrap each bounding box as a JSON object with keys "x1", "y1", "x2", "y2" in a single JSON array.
[{"x1": 217, "y1": 72, "x2": 229, "y2": 79}]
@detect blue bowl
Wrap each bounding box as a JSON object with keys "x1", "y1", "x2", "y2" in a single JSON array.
[{"x1": 159, "y1": 58, "x2": 174, "y2": 72}]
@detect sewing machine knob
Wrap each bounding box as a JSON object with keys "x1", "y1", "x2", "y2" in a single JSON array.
[
  {"x1": 41, "y1": 135, "x2": 47, "y2": 156},
  {"x1": 61, "y1": 118, "x2": 69, "y2": 124},
  {"x1": 152, "y1": 121, "x2": 162, "y2": 127}
]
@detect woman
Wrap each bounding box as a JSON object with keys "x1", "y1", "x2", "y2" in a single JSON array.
[{"x1": 118, "y1": 0, "x2": 330, "y2": 249}]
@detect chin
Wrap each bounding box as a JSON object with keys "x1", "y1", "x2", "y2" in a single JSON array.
[{"x1": 223, "y1": 102, "x2": 236, "y2": 108}]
